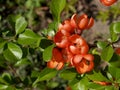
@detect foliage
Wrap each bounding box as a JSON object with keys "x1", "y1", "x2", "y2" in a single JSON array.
[{"x1": 0, "y1": 0, "x2": 120, "y2": 90}]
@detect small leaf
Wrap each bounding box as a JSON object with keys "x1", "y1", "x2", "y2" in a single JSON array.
[
  {"x1": 109, "y1": 23, "x2": 119, "y2": 42},
  {"x1": 87, "y1": 82, "x2": 104, "y2": 90},
  {"x1": 2, "y1": 73, "x2": 12, "y2": 84},
  {"x1": 8, "y1": 43, "x2": 22, "y2": 60},
  {"x1": 107, "y1": 72, "x2": 113, "y2": 81},
  {"x1": 0, "y1": 38, "x2": 6, "y2": 53},
  {"x1": 87, "y1": 83, "x2": 114, "y2": 90},
  {"x1": 48, "y1": 21, "x2": 59, "y2": 31},
  {"x1": 87, "y1": 71, "x2": 109, "y2": 82},
  {"x1": 0, "y1": 54, "x2": 6, "y2": 67},
  {"x1": 7, "y1": 14, "x2": 21, "y2": 28},
  {"x1": 109, "y1": 53, "x2": 120, "y2": 67},
  {"x1": 40, "y1": 39, "x2": 52, "y2": 49},
  {"x1": 108, "y1": 66, "x2": 120, "y2": 82},
  {"x1": 15, "y1": 17, "x2": 27, "y2": 35},
  {"x1": 15, "y1": 58, "x2": 31, "y2": 66},
  {"x1": 50, "y1": 0, "x2": 66, "y2": 22},
  {"x1": 3, "y1": 49, "x2": 18, "y2": 62},
  {"x1": 97, "y1": 41, "x2": 108, "y2": 49},
  {"x1": 0, "y1": 77, "x2": 8, "y2": 85},
  {"x1": 3, "y1": 42, "x2": 22, "y2": 62},
  {"x1": 33, "y1": 68, "x2": 57, "y2": 86},
  {"x1": 112, "y1": 22, "x2": 120, "y2": 33},
  {"x1": 70, "y1": 77, "x2": 88, "y2": 90},
  {"x1": 101, "y1": 46, "x2": 114, "y2": 61},
  {"x1": 47, "y1": 81, "x2": 59, "y2": 88},
  {"x1": 69, "y1": 77, "x2": 80, "y2": 87},
  {"x1": 31, "y1": 71, "x2": 41, "y2": 78},
  {"x1": 17, "y1": 29, "x2": 41, "y2": 48},
  {"x1": 104, "y1": 86, "x2": 115, "y2": 90},
  {"x1": 6, "y1": 86, "x2": 16, "y2": 90},
  {"x1": 43, "y1": 44, "x2": 55, "y2": 62},
  {"x1": 60, "y1": 68, "x2": 77, "y2": 80},
  {"x1": 0, "y1": 84, "x2": 8, "y2": 89}
]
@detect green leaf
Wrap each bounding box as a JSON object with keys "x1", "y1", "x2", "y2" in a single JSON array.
[
  {"x1": 97, "y1": 41, "x2": 108, "y2": 49},
  {"x1": 50, "y1": 0, "x2": 66, "y2": 22},
  {"x1": 101, "y1": 46, "x2": 114, "y2": 61},
  {"x1": 7, "y1": 14, "x2": 21, "y2": 28},
  {"x1": 0, "y1": 54, "x2": 6, "y2": 67},
  {"x1": 108, "y1": 66, "x2": 120, "y2": 82},
  {"x1": 109, "y1": 53, "x2": 120, "y2": 67},
  {"x1": 15, "y1": 17, "x2": 27, "y2": 35},
  {"x1": 0, "y1": 84, "x2": 8, "y2": 90},
  {"x1": 6, "y1": 86, "x2": 16, "y2": 90},
  {"x1": 112, "y1": 22, "x2": 120, "y2": 34},
  {"x1": 0, "y1": 77, "x2": 8, "y2": 85},
  {"x1": 15, "y1": 58, "x2": 31, "y2": 66},
  {"x1": 48, "y1": 21, "x2": 59, "y2": 31},
  {"x1": 60, "y1": 68, "x2": 77, "y2": 80},
  {"x1": 3, "y1": 42, "x2": 23, "y2": 62},
  {"x1": 40, "y1": 39, "x2": 52, "y2": 49},
  {"x1": 3, "y1": 49, "x2": 18, "y2": 62},
  {"x1": 107, "y1": 72, "x2": 113, "y2": 81},
  {"x1": 8, "y1": 14, "x2": 21, "y2": 23},
  {"x1": 94, "y1": 55, "x2": 101, "y2": 70},
  {"x1": 2, "y1": 73, "x2": 13, "y2": 84},
  {"x1": 69, "y1": 77, "x2": 80, "y2": 87},
  {"x1": 87, "y1": 71, "x2": 109, "y2": 82},
  {"x1": 8, "y1": 43, "x2": 22, "y2": 60},
  {"x1": 109, "y1": 23, "x2": 119, "y2": 42},
  {"x1": 0, "y1": 38, "x2": 6, "y2": 53},
  {"x1": 87, "y1": 82, "x2": 104, "y2": 90},
  {"x1": 17, "y1": 29, "x2": 41, "y2": 48},
  {"x1": 31, "y1": 71, "x2": 41, "y2": 78},
  {"x1": 47, "y1": 81, "x2": 59, "y2": 88},
  {"x1": 70, "y1": 77, "x2": 88, "y2": 90},
  {"x1": 87, "y1": 82, "x2": 114, "y2": 90},
  {"x1": 105, "y1": 86, "x2": 115, "y2": 90},
  {"x1": 21, "y1": 47, "x2": 29, "y2": 58},
  {"x1": 33, "y1": 68, "x2": 57, "y2": 86},
  {"x1": 43, "y1": 44, "x2": 55, "y2": 62}
]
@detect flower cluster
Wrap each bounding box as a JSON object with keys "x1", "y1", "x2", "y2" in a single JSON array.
[{"x1": 47, "y1": 14, "x2": 94, "y2": 74}]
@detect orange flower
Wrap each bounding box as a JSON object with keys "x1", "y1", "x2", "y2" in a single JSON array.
[
  {"x1": 47, "y1": 60, "x2": 64, "y2": 70},
  {"x1": 76, "y1": 59, "x2": 89, "y2": 74},
  {"x1": 83, "y1": 54, "x2": 94, "y2": 62},
  {"x1": 75, "y1": 14, "x2": 94, "y2": 30},
  {"x1": 58, "y1": 19, "x2": 74, "y2": 33},
  {"x1": 77, "y1": 14, "x2": 88, "y2": 30},
  {"x1": 68, "y1": 34, "x2": 89, "y2": 55},
  {"x1": 72, "y1": 54, "x2": 83, "y2": 66},
  {"x1": 53, "y1": 30, "x2": 70, "y2": 48},
  {"x1": 61, "y1": 47, "x2": 74, "y2": 64},
  {"x1": 100, "y1": 0, "x2": 117, "y2": 6},
  {"x1": 76, "y1": 59, "x2": 94, "y2": 74},
  {"x1": 47, "y1": 48, "x2": 64, "y2": 70},
  {"x1": 72, "y1": 54, "x2": 94, "y2": 66}
]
